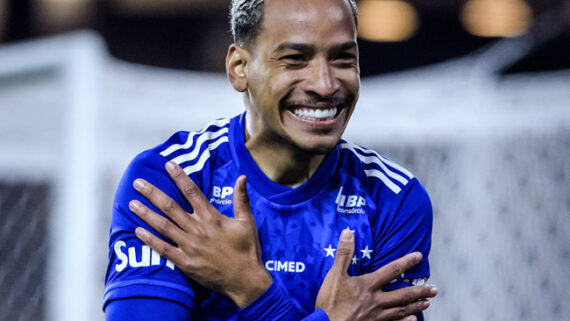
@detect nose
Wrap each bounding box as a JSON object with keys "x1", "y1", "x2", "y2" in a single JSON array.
[{"x1": 303, "y1": 58, "x2": 340, "y2": 98}]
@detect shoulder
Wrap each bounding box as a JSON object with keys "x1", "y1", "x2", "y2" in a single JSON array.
[
  {"x1": 145, "y1": 117, "x2": 232, "y2": 176},
  {"x1": 116, "y1": 117, "x2": 233, "y2": 204},
  {"x1": 337, "y1": 139, "x2": 416, "y2": 196}
]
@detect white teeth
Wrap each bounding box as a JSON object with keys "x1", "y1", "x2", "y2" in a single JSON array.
[{"x1": 293, "y1": 107, "x2": 337, "y2": 121}]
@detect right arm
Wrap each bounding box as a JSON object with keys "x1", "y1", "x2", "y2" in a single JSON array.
[{"x1": 104, "y1": 152, "x2": 197, "y2": 320}]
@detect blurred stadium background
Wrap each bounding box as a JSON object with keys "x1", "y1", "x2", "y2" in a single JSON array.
[{"x1": 0, "y1": 0, "x2": 569, "y2": 320}]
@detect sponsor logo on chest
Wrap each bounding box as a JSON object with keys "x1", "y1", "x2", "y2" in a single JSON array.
[
  {"x1": 335, "y1": 186, "x2": 366, "y2": 214},
  {"x1": 209, "y1": 186, "x2": 233, "y2": 205},
  {"x1": 265, "y1": 260, "x2": 306, "y2": 273}
]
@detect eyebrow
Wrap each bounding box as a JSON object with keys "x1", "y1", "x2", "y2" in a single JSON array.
[
  {"x1": 275, "y1": 42, "x2": 315, "y2": 54},
  {"x1": 274, "y1": 41, "x2": 357, "y2": 54},
  {"x1": 332, "y1": 41, "x2": 358, "y2": 52}
]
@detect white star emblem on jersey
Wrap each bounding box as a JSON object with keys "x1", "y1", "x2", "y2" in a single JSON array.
[
  {"x1": 360, "y1": 246, "x2": 372, "y2": 259},
  {"x1": 324, "y1": 244, "x2": 336, "y2": 257},
  {"x1": 352, "y1": 255, "x2": 359, "y2": 265}
]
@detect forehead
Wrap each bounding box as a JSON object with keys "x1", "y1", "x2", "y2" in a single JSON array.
[{"x1": 257, "y1": 0, "x2": 356, "y2": 50}]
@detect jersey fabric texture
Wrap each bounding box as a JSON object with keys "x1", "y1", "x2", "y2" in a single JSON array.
[{"x1": 104, "y1": 112, "x2": 433, "y2": 320}]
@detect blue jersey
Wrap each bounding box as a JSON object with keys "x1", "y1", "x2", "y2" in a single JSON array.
[{"x1": 104, "y1": 112, "x2": 432, "y2": 320}]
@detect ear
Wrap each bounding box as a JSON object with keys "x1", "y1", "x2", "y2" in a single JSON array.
[{"x1": 226, "y1": 44, "x2": 250, "y2": 92}]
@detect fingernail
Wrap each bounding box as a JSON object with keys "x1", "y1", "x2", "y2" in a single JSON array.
[
  {"x1": 134, "y1": 179, "x2": 145, "y2": 190},
  {"x1": 422, "y1": 300, "x2": 430, "y2": 308},
  {"x1": 341, "y1": 228, "x2": 353, "y2": 241},
  {"x1": 430, "y1": 285, "x2": 438, "y2": 295},
  {"x1": 129, "y1": 200, "x2": 140, "y2": 211},
  {"x1": 135, "y1": 227, "x2": 148, "y2": 239},
  {"x1": 407, "y1": 316, "x2": 417, "y2": 321},
  {"x1": 165, "y1": 161, "x2": 176, "y2": 171}
]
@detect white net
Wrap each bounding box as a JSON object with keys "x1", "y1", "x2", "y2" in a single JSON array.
[
  {"x1": 375, "y1": 129, "x2": 570, "y2": 321},
  {"x1": 0, "y1": 182, "x2": 50, "y2": 321}
]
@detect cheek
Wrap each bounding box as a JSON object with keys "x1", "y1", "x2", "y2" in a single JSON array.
[
  {"x1": 340, "y1": 69, "x2": 360, "y2": 92},
  {"x1": 248, "y1": 75, "x2": 288, "y2": 126},
  {"x1": 249, "y1": 76, "x2": 274, "y2": 109},
  {"x1": 264, "y1": 73, "x2": 297, "y2": 107}
]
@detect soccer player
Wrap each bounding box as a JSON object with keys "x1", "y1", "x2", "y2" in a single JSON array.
[{"x1": 104, "y1": 0, "x2": 437, "y2": 320}]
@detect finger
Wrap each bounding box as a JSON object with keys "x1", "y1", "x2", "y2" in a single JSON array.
[
  {"x1": 376, "y1": 299, "x2": 430, "y2": 321},
  {"x1": 330, "y1": 228, "x2": 355, "y2": 275},
  {"x1": 232, "y1": 175, "x2": 264, "y2": 257},
  {"x1": 377, "y1": 284, "x2": 438, "y2": 307},
  {"x1": 129, "y1": 200, "x2": 186, "y2": 243},
  {"x1": 233, "y1": 175, "x2": 253, "y2": 222},
  {"x1": 135, "y1": 227, "x2": 190, "y2": 266},
  {"x1": 363, "y1": 252, "x2": 423, "y2": 289},
  {"x1": 165, "y1": 161, "x2": 211, "y2": 214},
  {"x1": 133, "y1": 178, "x2": 195, "y2": 230}
]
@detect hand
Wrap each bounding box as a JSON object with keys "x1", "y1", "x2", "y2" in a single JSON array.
[
  {"x1": 316, "y1": 229, "x2": 438, "y2": 321},
  {"x1": 129, "y1": 161, "x2": 273, "y2": 308}
]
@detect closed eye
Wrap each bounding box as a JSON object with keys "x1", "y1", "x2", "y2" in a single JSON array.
[
  {"x1": 332, "y1": 53, "x2": 357, "y2": 67},
  {"x1": 280, "y1": 54, "x2": 309, "y2": 68},
  {"x1": 281, "y1": 54, "x2": 306, "y2": 62}
]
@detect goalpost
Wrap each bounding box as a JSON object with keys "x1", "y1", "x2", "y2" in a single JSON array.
[
  {"x1": 0, "y1": 31, "x2": 105, "y2": 321},
  {"x1": 0, "y1": 30, "x2": 241, "y2": 321}
]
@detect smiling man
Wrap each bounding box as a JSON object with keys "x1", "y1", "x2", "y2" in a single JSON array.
[{"x1": 104, "y1": 0, "x2": 436, "y2": 320}]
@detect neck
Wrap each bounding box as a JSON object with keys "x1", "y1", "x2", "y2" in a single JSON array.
[{"x1": 244, "y1": 126, "x2": 327, "y2": 188}]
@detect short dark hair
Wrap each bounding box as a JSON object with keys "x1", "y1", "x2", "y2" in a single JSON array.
[{"x1": 230, "y1": 0, "x2": 358, "y2": 47}]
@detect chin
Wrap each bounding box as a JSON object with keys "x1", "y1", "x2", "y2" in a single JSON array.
[{"x1": 293, "y1": 136, "x2": 341, "y2": 155}]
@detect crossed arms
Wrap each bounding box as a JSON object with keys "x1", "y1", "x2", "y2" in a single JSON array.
[{"x1": 105, "y1": 161, "x2": 437, "y2": 321}]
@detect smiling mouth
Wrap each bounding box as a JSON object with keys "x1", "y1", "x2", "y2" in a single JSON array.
[
  {"x1": 293, "y1": 107, "x2": 337, "y2": 121},
  {"x1": 289, "y1": 106, "x2": 343, "y2": 121}
]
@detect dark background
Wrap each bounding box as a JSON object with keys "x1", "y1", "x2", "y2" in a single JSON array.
[{"x1": 1, "y1": 0, "x2": 569, "y2": 76}]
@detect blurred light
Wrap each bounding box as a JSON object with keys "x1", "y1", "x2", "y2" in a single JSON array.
[
  {"x1": 357, "y1": 0, "x2": 419, "y2": 42},
  {"x1": 35, "y1": 0, "x2": 91, "y2": 32},
  {"x1": 44, "y1": 0, "x2": 80, "y2": 5},
  {"x1": 461, "y1": 0, "x2": 533, "y2": 37}
]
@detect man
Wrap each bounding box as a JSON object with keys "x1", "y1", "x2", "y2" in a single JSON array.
[{"x1": 104, "y1": 0, "x2": 437, "y2": 320}]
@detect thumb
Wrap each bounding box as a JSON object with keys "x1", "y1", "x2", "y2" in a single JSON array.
[
  {"x1": 233, "y1": 175, "x2": 253, "y2": 222},
  {"x1": 331, "y1": 228, "x2": 355, "y2": 275}
]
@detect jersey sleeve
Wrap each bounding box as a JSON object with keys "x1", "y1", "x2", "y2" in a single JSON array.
[
  {"x1": 105, "y1": 297, "x2": 191, "y2": 321},
  {"x1": 239, "y1": 281, "x2": 330, "y2": 321},
  {"x1": 103, "y1": 150, "x2": 197, "y2": 314},
  {"x1": 367, "y1": 178, "x2": 432, "y2": 321},
  {"x1": 369, "y1": 177, "x2": 433, "y2": 288}
]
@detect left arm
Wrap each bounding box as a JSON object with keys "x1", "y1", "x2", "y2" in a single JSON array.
[{"x1": 369, "y1": 179, "x2": 434, "y2": 321}]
